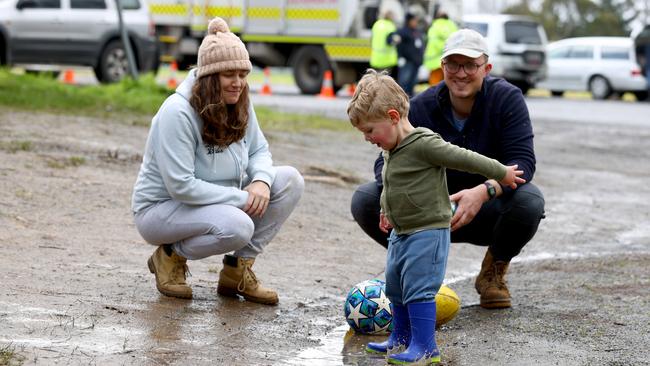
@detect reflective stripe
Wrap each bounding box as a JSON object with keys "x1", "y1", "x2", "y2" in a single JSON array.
[
  {"x1": 243, "y1": 34, "x2": 368, "y2": 45},
  {"x1": 149, "y1": 3, "x2": 188, "y2": 15},
  {"x1": 325, "y1": 44, "x2": 371, "y2": 61},
  {"x1": 286, "y1": 8, "x2": 338, "y2": 20}
]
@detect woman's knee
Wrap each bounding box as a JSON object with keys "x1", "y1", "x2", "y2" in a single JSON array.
[{"x1": 273, "y1": 166, "x2": 305, "y2": 199}]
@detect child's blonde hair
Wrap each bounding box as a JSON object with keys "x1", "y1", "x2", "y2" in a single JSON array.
[{"x1": 347, "y1": 69, "x2": 410, "y2": 126}]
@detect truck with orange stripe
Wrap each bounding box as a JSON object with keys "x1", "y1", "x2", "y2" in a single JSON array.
[{"x1": 150, "y1": 0, "x2": 461, "y2": 94}]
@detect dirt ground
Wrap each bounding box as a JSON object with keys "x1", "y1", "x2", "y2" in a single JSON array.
[{"x1": 0, "y1": 102, "x2": 649, "y2": 366}]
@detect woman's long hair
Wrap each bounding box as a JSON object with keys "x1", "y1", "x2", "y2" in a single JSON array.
[{"x1": 189, "y1": 73, "x2": 249, "y2": 147}]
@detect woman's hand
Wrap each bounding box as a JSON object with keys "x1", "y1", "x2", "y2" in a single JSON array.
[{"x1": 243, "y1": 181, "x2": 270, "y2": 217}]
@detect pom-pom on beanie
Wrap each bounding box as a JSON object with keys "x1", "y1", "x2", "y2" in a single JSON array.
[{"x1": 197, "y1": 17, "x2": 252, "y2": 78}]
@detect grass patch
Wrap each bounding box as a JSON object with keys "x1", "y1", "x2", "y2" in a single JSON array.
[
  {"x1": 0, "y1": 140, "x2": 32, "y2": 153},
  {"x1": 0, "y1": 67, "x2": 350, "y2": 132},
  {"x1": 0, "y1": 344, "x2": 25, "y2": 366},
  {"x1": 0, "y1": 68, "x2": 170, "y2": 117},
  {"x1": 256, "y1": 107, "x2": 351, "y2": 133}
]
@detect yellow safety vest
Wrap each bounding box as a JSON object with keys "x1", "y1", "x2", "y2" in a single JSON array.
[
  {"x1": 424, "y1": 18, "x2": 458, "y2": 70},
  {"x1": 370, "y1": 19, "x2": 398, "y2": 69}
]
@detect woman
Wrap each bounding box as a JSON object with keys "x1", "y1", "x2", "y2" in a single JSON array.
[{"x1": 131, "y1": 17, "x2": 304, "y2": 305}]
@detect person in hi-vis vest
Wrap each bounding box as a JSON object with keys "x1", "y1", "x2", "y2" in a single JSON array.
[
  {"x1": 370, "y1": 10, "x2": 399, "y2": 80},
  {"x1": 423, "y1": 10, "x2": 458, "y2": 86}
]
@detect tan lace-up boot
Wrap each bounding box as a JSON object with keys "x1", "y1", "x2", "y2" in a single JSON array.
[
  {"x1": 217, "y1": 255, "x2": 279, "y2": 305},
  {"x1": 475, "y1": 249, "x2": 511, "y2": 309},
  {"x1": 147, "y1": 246, "x2": 192, "y2": 299}
]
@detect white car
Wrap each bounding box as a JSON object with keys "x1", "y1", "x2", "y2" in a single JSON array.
[
  {"x1": 463, "y1": 14, "x2": 548, "y2": 94},
  {"x1": 0, "y1": 0, "x2": 159, "y2": 83},
  {"x1": 537, "y1": 37, "x2": 648, "y2": 100}
]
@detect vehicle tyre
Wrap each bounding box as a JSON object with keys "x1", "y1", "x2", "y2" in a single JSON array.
[
  {"x1": 95, "y1": 40, "x2": 133, "y2": 83},
  {"x1": 550, "y1": 90, "x2": 563, "y2": 97},
  {"x1": 291, "y1": 45, "x2": 334, "y2": 95},
  {"x1": 588, "y1": 75, "x2": 612, "y2": 100},
  {"x1": 633, "y1": 90, "x2": 648, "y2": 101}
]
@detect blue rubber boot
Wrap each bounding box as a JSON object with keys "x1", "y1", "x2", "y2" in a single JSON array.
[
  {"x1": 366, "y1": 303, "x2": 411, "y2": 354},
  {"x1": 387, "y1": 302, "x2": 440, "y2": 364}
]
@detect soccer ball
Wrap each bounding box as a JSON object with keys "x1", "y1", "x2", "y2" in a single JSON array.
[
  {"x1": 344, "y1": 280, "x2": 461, "y2": 334},
  {"x1": 344, "y1": 279, "x2": 393, "y2": 334}
]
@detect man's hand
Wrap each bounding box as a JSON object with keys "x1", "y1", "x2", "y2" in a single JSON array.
[
  {"x1": 379, "y1": 212, "x2": 393, "y2": 233},
  {"x1": 243, "y1": 181, "x2": 270, "y2": 218},
  {"x1": 449, "y1": 184, "x2": 488, "y2": 232}
]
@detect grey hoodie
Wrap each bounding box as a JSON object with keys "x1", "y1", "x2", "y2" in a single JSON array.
[{"x1": 131, "y1": 70, "x2": 276, "y2": 213}]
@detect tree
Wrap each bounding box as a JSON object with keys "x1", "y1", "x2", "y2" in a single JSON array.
[{"x1": 503, "y1": 0, "x2": 641, "y2": 40}]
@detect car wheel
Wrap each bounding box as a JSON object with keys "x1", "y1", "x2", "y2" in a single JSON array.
[
  {"x1": 588, "y1": 75, "x2": 612, "y2": 100},
  {"x1": 95, "y1": 40, "x2": 132, "y2": 83},
  {"x1": 550, "y1": 90, "x2": 563, "y2": 97},
  {"x1": 291, "y1": 45, "x2": 337, "y2": 95}
]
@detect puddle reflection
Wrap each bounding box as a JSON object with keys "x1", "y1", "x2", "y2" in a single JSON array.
[{"x1": 285, "y1": 325, "x2": 388, "y2": 366}]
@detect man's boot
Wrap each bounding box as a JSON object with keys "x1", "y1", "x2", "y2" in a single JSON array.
[
  {"x1": 147, "y1": 245, "x2": 192, "y2": 299},
  {"x1": 217, "y1": 255, "x2": 279, "y2": 305},
  {"x1": 475, "y1": 249, "x2": 511, "y2": 309}
]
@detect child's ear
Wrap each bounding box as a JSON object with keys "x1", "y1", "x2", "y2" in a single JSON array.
[{"x1": 387, "y1": 109, "x2": 401, "y2": 123}]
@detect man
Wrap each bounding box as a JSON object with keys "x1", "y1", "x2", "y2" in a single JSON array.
[
  {"x1": 395, "y1": 12, "x2": 424, "y2": 97},
  {"x1": 350, "y1": 29, "x2": 545, "y2": 309},
  {"x1": 370, "y1": 10, "x2": 399, "y2": 80},
  {"x1": 423, "y1": 10, "x2": 457, "y2": 86}
]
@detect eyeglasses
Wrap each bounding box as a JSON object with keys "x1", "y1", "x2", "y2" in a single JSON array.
[{"x1": 442, "y1": 61, "x2": 487, "y2": 75}]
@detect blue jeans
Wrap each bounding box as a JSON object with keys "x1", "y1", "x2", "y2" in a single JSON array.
[
  {"x1": 385, "y1": 228, "x2": 450, "y2": 305},
  {"x1": 398, "y1": 61, "x2": 419, "y2": 97}
]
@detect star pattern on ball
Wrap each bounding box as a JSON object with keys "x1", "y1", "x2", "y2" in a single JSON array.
[
  {"x1": 347, "y1": 300, "x2": 368, "y2": 328},
  {"x1": 368, "y1": 287, "x2": 391, "y2": 315}
]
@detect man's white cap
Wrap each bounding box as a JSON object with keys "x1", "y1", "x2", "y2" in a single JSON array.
[{"x1": 441, "y1": 29, "x2": 489, "y2": 59}]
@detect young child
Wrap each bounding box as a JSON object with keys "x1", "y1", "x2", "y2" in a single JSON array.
[{"x1": 347, "y1": 69, "x2": 525, "y2": 364}]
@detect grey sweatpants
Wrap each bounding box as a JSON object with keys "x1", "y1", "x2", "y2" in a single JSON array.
[{"x1": 134, "y1": 166, "x2": 304, "y2": 260}]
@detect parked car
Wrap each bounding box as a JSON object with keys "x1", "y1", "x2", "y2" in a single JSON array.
[
  {"x1": 537, "y1": 37, "x2": 648, "y2": 100},
  {"x1": 0, "y1": 0, "x2": 159, "y2": 83},
  {"x1": 463, "y1": 14, "x2": 548, "y2": 94}
]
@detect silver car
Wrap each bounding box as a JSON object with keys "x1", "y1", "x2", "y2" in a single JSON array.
[
  {"x1": 537, "y1": 36, "x2": 647, "y2": 100},
  {"x1": 0, "y1": 0, "x2": 159, "y2": 82}
]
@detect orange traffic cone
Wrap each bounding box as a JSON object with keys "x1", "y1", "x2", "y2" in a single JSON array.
[
  {"x1": 260, "y1": 67, "x2": 272, "y2": 95},
  {"x1": 62, "y1": 69, "x2": 75, "y2": 85},
  {"x1": 347, "y1": 82, "x2": 356, "y2": 96},
  {"x1": 167, "y1": 61, "x2": 179, "y2": 89},
  {"x1": 318, "y1": 70, "x2": 335, "y2": 99}
]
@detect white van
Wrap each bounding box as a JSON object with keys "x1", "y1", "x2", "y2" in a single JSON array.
[
  {"x1": 537, "y1": 37, "x2": 647, "y2": 100},
  {"x1": 463, "y1": 14, "x2": 548, "y2": 94}
]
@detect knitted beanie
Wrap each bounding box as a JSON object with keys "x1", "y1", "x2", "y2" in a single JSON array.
[{"x1": 197, "y1": 17, "x2": 252, "y2": 78}]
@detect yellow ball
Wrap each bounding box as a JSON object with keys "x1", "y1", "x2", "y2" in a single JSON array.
[{"x1": 435, "y1": 285, "x2": 461, "y2": 326}]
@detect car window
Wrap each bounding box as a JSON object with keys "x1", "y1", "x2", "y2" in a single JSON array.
[
  {"x1": 568, "y1": 45, "x2": 594, "y2": 59},
  {"x1": 548, "y1": 46, "x2": 570, "y2": 59},
  {"x1": 464, "y1": 22, "x2": 488, "y2": 37},
  {"x1": 16, "y1": 0, "x2": 60, "y2": 8},
  {"x1": 71, "y1": 0, "x2": 105, "y2": 8},
  {"x1": 601, "y1": 46, "x2": 629, "y2": 60},
  {"x1": 117, "y1": 0, "x2": 140, "y2": 9},
  {"x1": 504, "y1": 21, "x2": 542, "y2": 45}
]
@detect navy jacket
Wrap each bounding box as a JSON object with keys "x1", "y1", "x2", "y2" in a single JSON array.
[{"x1": 374, "y1": 76, "x2": 536, "y2": 195}]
